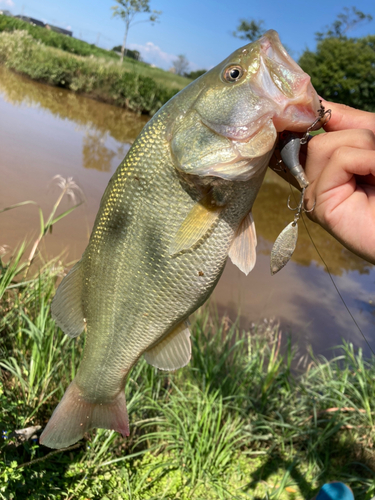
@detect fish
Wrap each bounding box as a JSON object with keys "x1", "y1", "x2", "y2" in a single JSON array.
[{"x1": 40, "y1": 30, "x2": 321, "y2": 449}]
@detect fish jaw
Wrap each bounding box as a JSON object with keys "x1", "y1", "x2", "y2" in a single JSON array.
[{"x1": 255, "y1": 30, "x2": 321, "y2": 132}]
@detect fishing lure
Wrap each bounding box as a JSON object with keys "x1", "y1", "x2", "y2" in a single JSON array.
[{"x1": 270, "y1": 108, "x2": 331, "y2": 275}]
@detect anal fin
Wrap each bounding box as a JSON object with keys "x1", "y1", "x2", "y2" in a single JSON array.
[
  {"x1": 144, "y1": 321, "x2": 191, "y2": 371},
  {"x1": 228, "y1": 211, "x2": 257, "y2": 275},
  {"x1": 169, "y1": 194, "x2": 223, "y2": 255},
  {"x1": 51, "y1": 261, "x2": 85, "y2": 338}
]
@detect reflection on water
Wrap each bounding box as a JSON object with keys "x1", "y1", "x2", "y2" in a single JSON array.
[
  {"x1": 254, "y1": 177, "x2": 371, "y2": 276},
  {"x1": 1, "y1": 66, "x2": 374, "y2": 359},
  {"x1": 0, "y1": 65, "x2": 147, "y2": 175},
  {"x1": 82, "y1": 130, "x2": 130, "y2": 172},
  {"x1": 0, "y1": 66, "x2": 148, "y2": 143}
]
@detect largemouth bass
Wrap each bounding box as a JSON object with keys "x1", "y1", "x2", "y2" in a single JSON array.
[{"x1": 40, "y1": 30, "x2": 321, "y2": 449}]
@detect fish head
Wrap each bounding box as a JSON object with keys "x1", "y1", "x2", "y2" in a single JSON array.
[
  {"x1": 169, "y1": 30, "x2": 321, "y2": 181},
  {"x1": 195, "y1": 30, "x2": 321, "y2": 137}
]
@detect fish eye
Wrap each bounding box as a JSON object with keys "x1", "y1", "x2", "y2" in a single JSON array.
[{"x1": 223, "y1": 65, "x2": 244, "y2": 83}]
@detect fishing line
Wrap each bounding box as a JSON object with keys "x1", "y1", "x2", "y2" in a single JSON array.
[{"x1": 289, "y1": 184, "x2": 375, "y2": 356}]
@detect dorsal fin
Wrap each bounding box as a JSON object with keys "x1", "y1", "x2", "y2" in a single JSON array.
[
  {"x1": 51, "y1": 261, "x2": 85, "y2": 338},
  {"x1": 144, "y1": 321, "x2": 191, "y2": 371},
  {"x1": 169, "y1": 194, "x2": 223, "y2": 255},
  {"x1": 228, "y1": 211, "x2": 257, "y2": 275}
]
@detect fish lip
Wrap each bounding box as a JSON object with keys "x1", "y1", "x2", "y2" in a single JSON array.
[
  {"x1": 258, "y1": 30, "x2": 302, "y2": 74},
  {"x1": 256, "y1": 31, "x2": 322, "y2": 132}
]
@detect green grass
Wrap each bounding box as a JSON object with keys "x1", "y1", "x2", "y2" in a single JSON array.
[
  {"x1": 1, "y1": 194, "x2": 375, "y2": 498},
  {"x1": 0, "y1": 15, "x2": 191, "y2": 92},
  {"x1": 0, "y1": 15, "x2": 119, "y2": 60},
  {"x1": 0, "y1": 30, "x2": 191, "y2": 115}
]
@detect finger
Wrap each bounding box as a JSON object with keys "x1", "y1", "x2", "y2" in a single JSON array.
[
  {"x1": 315, "y1": 147, "x2": 375, "y2": 196},
  {"x1": 320, "y1": 99, "x2": 375, "y2": 134},
  {"x1": 304, "y1": 128, "x2": 375, "y2": 183}
]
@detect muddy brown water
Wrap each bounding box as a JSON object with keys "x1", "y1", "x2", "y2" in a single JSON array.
[{"x1": 1, "y1": 66, "x2": 374, "y2": 361}]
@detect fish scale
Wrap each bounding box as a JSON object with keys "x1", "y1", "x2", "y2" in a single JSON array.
[
  {"x1": 40, "y1": 30, "x2": 321, "y2": 449},
  {"x1": 79, "y1": 108, "x2": 246, "y2": 397}
]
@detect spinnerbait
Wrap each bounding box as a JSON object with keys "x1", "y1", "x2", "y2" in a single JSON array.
[{"x1": 270, "y1": 107, "x2": 331, "y2": 275}]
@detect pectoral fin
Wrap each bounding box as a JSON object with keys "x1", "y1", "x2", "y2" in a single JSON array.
[
  {"x1": 144, "y1": 321, "x2": 191, "y2": 371},
  {"x1": 169, "y1": 195, "x2": 223, "y2": 255},
  {"x1": 51, "y1": 261, "x2": 85, "y2": 338},
  {"x1": 228, "y1": 211, "x2": 257, "y2": 275}
]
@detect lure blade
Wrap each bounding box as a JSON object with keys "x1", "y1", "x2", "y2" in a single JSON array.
[{"x1": 270, "y1": 221, "x2": 298, "y2": 275}]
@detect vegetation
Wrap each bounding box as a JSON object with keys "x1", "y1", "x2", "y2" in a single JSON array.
[
  {"x1": 111, "y1": 0, "x2": 161, "y2": 63},
  {"x1": 0, "y1": 31, "x2": 189, "y2": 115},
  {"x1": 0, "y1": 15, "x2": 119, "y2": 60},
  {"x1": 1, "y1": 192, "x2": 375, "y2": 498},
  {"x1": 315, "y1": 6, "x2": 372, "y2": 41},
  {"x1": 299, "y1": 35, "x2": 375, "y2": 112},
  {"x1": 185, "y1": 69, "x2": 207, "y2": 80},
  {"x1": 232, "y1": 19, "x2": 266, "y2": 43},
  {"x1": 0, "y1": 14, "x2": 191, "y2": 115},
  {"x1": 172, "y1": 54, "x2": 189, "y2": 76},
  {"x1": 298, "y1": 7, "x2": 375, "y2": 112}
]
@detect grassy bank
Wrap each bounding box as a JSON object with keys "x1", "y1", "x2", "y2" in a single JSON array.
[
  {"x1": 0, "y1": 30, "x2": 190, "y2": 115},
  {"x1": 1, "y1": 190, "x2": 375, "y2": 499},
  {"x1": 1, "y1": 271, "x2": 375, "y2": 495},
  {"x1": 0, "y1": 15, "x2": 191, "y2": 88},
  {"x1": 0, "y1": 15, "x2": 119, "y2": 60}
]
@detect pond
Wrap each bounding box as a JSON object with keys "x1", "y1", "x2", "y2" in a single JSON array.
[{"x1": 1, "y1": 66, "x2": 374, "y2": 361}]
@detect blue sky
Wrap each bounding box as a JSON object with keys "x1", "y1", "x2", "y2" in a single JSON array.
[{"x1": 1, "y1": 0, "x2": 374, "y2": 71}]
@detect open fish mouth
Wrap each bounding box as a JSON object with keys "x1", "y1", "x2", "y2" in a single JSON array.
[
  {"x1": 199, "y1": 30, "x2": 321, "y2": 141},
  {"x1": 255, "y1": 30, "x2": 321, "y2": 132}
]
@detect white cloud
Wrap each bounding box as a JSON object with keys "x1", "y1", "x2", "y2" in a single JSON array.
[
  {"x1": 128, "y1": 41, "x2": 175, "y2": 70},
  {"x1": 0, "y1": 0, "x2": 15, "y2": 7},
  {"x1": 128, "y1": 41, "x2": 199, "y2": 72}
]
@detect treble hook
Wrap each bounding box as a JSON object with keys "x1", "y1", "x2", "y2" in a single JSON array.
[
  {"x1": 304, "y1": 200, "x2": 316, "y2": 213},
  {"x1": 287, "y1": 188, "x2": 316, "y2": 214},
  {"x1": 300, "y1": 106, "x2": 332, "y2": 144},
  {"x1": 287, "y1": 187, "x2": 306, "y2": 212}
]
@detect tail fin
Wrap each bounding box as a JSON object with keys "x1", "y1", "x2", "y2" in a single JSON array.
[{"x1": 39, "y1": 381, "x2": 129, "y2": 449}]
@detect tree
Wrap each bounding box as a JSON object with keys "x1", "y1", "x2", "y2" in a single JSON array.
[
  {"x1": 299, "y1": 7, "x2": 375, "y2": 111},
  {"x1": 111, "y1": 0, "x2": 161, "y2": 63},
  {"x1": 232, "y1": 19, "x2": 265, "y2": 42},
  {"x1": 172, "y1": 55, "x2": 189, "y2": 76},
  {"x1": 315, "y1": 6, "x2": 372, "y2": 41},
  {"x1": 299, "y1": 35, "x2": 375, "y2": 112}
]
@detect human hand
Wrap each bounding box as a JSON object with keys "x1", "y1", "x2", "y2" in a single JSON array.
[
  {"x1": 303, "y1": 100, "x2": 375, "y2": 265},
  {"x1": 270, "y1": 100, "x2": 375, "y2": 265}
]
